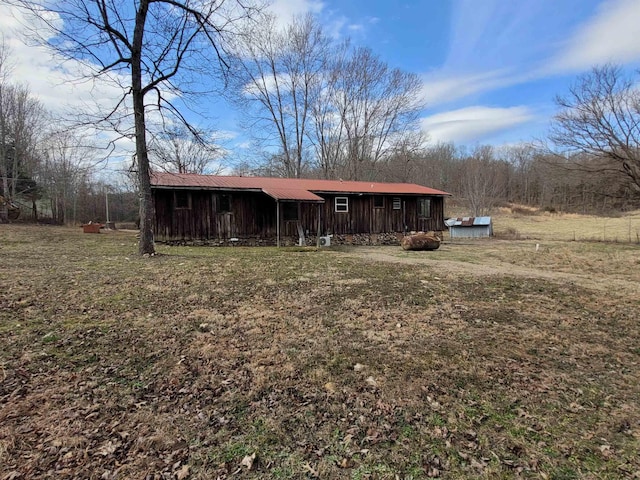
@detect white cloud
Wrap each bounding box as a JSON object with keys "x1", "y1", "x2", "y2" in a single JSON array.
[
  {"x1": 420, "y1": 69, "x2": 520, "y2": 107},
  {"x1": 421, "y1": 0, "x2": 640, "y2": 109},
  {"x1": 445, "y1": 0, "x2": 562, "y2": 72},
  {"x1": 421, "y1": 106, "x2": 535, "y2": 143},
  {"x1": 1, "y1": 5, "x2": 129, "y2": 116},
  {"x1": 268, "y1": 0, "x2": 324, "y2": 27},
  {"x1": 548, "y1": 0, "x2": 640, "y2": 72},
  {"x1": 324, "y1": 16, "x2": 348, "y2": 39}
]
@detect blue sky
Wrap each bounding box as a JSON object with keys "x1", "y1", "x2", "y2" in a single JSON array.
[
  {"x1": 3, "y1": 0, "x2": 640, "y2": 167},
  {"x1": 289, "y1": 0, "x2": 640, "y2": 146}
]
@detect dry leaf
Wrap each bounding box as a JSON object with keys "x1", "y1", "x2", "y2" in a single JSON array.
[
  {"x1": 95, "y1": 440, "x2": 119, "y2": 456},
  {"x1": 241, "y1": 452, "x2": 256, "y2": 470},
  {"x1": 599, "y1": 444, "x2": 612, "y2": 458},
  {"x1": 567, "y1": 402, "x2": 584, "y2": 412},
  {"x1": 176, "y1": 464, "x2": 190, "y2": 480},
  {"x1": 303, "y1": 463, "x2": 319, "y2": 477}
]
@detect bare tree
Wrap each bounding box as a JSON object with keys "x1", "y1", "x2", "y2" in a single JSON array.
[
  {"x1": 462, "y1": 145, "x2": 505, "y2": 216},
  {"x1": 230, "y1": 14, "x2": 328, "y2": 178},
  {"x1": 1, "y1": 42, "x2": 46, "y2": 222},
  {"x1": 408, "y1": 142, "x2": 461, "y2": 195},
  {"x1": 10, "y1": 0, "x2": 262, "y2": 253},
  {"x1": 231, "y1": 18, "x2": 424, "y2": 181},
  {"x1": 0, "y1": 38, "x2": 13, "y2": 222},
  {"x1": 331, "y1": 47, "x2": 425, "y2": 181},
  {"x1": 379, "y1": 132, "x2": 428, "y2": 183},
  {"x1": 39, "y1": 129, "x2": 99, "y2": 224},
  {"x1": 550, "y1": 64, "x2": 640, "y2": 194},
  {"x1": 149, "y1": 126, "x2": 225, "y2": 174},
  {"x1": 307, "y1": 39, "x2": 350, "y2": 179}
]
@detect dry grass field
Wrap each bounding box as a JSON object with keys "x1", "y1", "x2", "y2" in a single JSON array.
[
  {"x1": 491, "y1": 207, "x2": 640, "y2": 243},
  {"x1": 1, "y1": 213, "x2": 639, "y2": 479}
]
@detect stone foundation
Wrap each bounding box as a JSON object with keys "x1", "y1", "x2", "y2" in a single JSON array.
[{"x1": 162, "y1": 232, "x2": 442, "y2": 247}]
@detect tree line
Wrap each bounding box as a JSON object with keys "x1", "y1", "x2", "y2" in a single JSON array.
[{"x1": 3, "y1": 3, "x2": 640, "y2": 251}]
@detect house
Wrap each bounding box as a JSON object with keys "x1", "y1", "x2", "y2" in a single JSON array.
[
  {"x1": 150, "y1": 173, "x2": 450, "y2": 246},
  {"x1": 445, "y1": 217, "x2": 493, "y2": 239}
]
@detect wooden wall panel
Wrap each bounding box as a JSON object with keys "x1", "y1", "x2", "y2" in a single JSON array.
[{"x1": 153, "y1": 189, "x2": 447, "y2": 241}]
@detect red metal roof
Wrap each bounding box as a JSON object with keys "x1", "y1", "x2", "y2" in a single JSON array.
[
  {"x1": 150, "y1": 172, "x2": 450, "y2": 201},
  {"x1": 261, "y1": 187, "x2": 324, "y2": 202}
]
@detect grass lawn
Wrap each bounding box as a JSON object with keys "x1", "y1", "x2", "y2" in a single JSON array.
[{"x1": 1, "y1": 221, "x2": 639, "y2": 479}]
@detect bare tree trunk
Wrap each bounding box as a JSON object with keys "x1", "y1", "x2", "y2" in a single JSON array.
[
  {"x1": 0, "y1": 175, "x2": 8, "y2": 222},
  {"x1": 133, "y1": 1, "x2": 155, "y2": 255},
  {"x1": 0, "y1": 85, "x2": 8, "y2": 223}
]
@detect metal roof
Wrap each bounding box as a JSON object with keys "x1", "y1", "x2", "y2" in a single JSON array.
[
  {"x1": 261, "y1": 187, "x2": 324, "y2": 203},
  {"x1": 474, "y1": 216, "x2": 492, "y2": 226},
  {"x1": 445, "y1": 216, "x2": 493, "y2": 227},
  {"x1": 150, "y1": 172, "x2": 450, "y2": 202}
]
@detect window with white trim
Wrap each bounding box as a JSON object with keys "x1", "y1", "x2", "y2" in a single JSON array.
[{"x1": 335, "y1": 197, "x2": 348, "y2": 213}]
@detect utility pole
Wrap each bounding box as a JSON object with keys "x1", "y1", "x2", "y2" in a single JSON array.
[{"x1": 105, "y1": 189, "x2": 110, "y2": 223}]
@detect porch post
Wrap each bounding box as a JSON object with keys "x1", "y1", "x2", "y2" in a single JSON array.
[
  {"x1": 276, "y1": 200, "x2": 280, "y2": 248},
  {"x1": 316, "y1": 203, "x2": 321, "y2": 248}
]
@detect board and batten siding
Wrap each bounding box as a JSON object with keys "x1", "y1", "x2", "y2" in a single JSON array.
[
  {"x1": 154, "y1": 189, "x2": 277, "y2": 241},
  {"x1": 153, "y1": 189, "x2": 446, "y2": 242},
  {"x1": 316, "y1": 194, "x2": 444, "y2": 234}
]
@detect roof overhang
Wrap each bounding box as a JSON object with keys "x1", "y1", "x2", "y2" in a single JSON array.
[
  {"x1": 151, "y1": 183, "x2": 325, "y2": 203},
  {"x1": 311, "y1": 190, "x2": 449, "y2": 197},
  {"x1": 261, "y1": 187, "x2": 325, "y2": 203},
  {"x1": 152, "y1": 185, "x2": 264, "y2": 194}
]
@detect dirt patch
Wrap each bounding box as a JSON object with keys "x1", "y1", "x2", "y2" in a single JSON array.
[{"x1": 341, "y1": 242, "x2": 640, "y2": 297}]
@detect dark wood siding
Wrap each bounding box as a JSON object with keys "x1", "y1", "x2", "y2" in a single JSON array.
[
  {"x1": 154, "y1": 189, "x2": 278, "y2": 241},
  {"x1": 305, "y1": 194, "x2": 445, "y2": 235},
  {"x1": 153, "y1": 188, "x2": 446, "y2": 241}
]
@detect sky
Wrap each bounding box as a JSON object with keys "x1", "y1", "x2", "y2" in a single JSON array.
[{"x1": 2, "y1": 0, "x2": 640, "y2": 172}]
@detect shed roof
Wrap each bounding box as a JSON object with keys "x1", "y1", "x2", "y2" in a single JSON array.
[
  {"x1": 445, "y1": 217, "x2": 493, "y2": 227},
  {"x1": 150, "y1": 172, "x2": 450, "y2": 202},
  {"x1": 261, "y1": 187, "x2": 324, "y2": 203}
]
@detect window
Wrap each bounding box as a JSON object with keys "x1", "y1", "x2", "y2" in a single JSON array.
[
  {"x1": 283, "y1": 202, "x2": 299, "y2": 221},
  {"x1": 219, "y1": 194, "x2": 231, "y2": 212},
  {"x1": 418, "y1": 198, "x2": 431, "y2": 218},
  {"x1": 373, "y1": 195, "x2": 384, "y2": 208},
  {"x1": 335, "y1": 197, "x2": 348, "y2": 213},
  {"x1": 392, "y1": 197, "x2": 402, "y2": 210},
  {"x1": 175, "y1": 191, "x2": 190, "y2": 209}
]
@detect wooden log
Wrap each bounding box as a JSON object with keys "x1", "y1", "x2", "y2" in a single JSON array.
[{"x1": 401, "y1": 232, "x2": 441, "y2": 251}]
